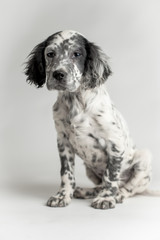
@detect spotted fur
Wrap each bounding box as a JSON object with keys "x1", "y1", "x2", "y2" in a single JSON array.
[{"x1": 25, "y1": 30, "x2": 152, "y2": 209}]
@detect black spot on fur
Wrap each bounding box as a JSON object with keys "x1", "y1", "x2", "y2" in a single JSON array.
[
  {"x1": 58, "y1": 142, "x2": 65, "y2": 152},
  {"x1": 111, "y1": 143, "x2": 120, "y2": 153},
  {"x1": 111, "y1": 187, "x2": 118, "y2": 195},
  {"x1": 88, "y1": 133, "x2": 95, "y2": 139},
  {"x1": 92, "y1": 154, "x2": 97, "y2": 163},
  {"x1": 60, "y1": 155, "x2": 69, "y2": 175},
  {"x1": 61, "y1": 181, "x2": 65, "y2": 187},
  {"x1": 69, "y1": 157, "x2": 74, "y2": 162},
  {"x1": 128, "y1": 159, "x2": 133, "y2": 164},
  {"x1": 105, "y1": 155, "x2": 123, "y2": 182}
]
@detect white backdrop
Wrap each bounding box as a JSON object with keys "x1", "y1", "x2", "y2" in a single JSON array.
[
  {"x1": 1, "y1": 1, "x2": 160, "y2": 240},
  {"x1": 1, "y1": 0, "x2": 160, "y2": 185}
]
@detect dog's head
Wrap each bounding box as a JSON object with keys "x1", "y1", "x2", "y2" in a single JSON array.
[{"x1": 25, "y1": 30, "x2": 112, "y2": 92}]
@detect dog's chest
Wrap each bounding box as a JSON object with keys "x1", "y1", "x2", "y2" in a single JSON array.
[{"x1": 61, "y1": 107, "x2": 108, "y2": 172}]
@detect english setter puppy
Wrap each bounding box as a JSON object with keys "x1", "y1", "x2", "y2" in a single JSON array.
[{"x1": 25, "y1": 30, "x2": 152, "y2": 209}]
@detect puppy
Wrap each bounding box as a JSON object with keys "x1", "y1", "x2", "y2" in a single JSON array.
[{"x1": 25, "y1": 30, "x2": 152, "y2": 209}]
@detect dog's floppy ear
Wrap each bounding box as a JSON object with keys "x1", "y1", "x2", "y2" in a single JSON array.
[
  {"x1": 25, "y1": 41, "x2": 47, "y2": 88},
  {"x1": 83, "y1": 41, "x2": 112, "y2": 89}
]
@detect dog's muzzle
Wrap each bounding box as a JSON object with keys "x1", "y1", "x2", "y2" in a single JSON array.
[{"x1": 47, "y1": 69, "x2": 68, "y2": 90}]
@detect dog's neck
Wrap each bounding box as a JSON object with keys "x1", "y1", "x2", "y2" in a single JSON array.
[{"x1": 57, "y1": 83, "x2": 111, "y2": 112}]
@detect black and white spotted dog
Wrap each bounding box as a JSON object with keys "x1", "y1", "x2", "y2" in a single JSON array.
[{"x1": 25, "y1": 30, "x2": 152, "y2": 209}]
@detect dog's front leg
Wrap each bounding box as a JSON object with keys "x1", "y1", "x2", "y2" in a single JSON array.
[
  {"x1": 91, "y1": 152, "x2": 123, "y2": 210},
  {"x1": 47, "y1": 134, "x2": 75, "y2": 207}
]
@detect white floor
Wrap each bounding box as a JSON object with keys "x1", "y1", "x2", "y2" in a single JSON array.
[{"x1": 1, "y1": 179, "x2": 160, "y2": 240}]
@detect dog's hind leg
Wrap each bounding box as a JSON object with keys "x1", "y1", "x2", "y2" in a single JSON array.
[
  {"x1": 74, "y1": 166, "x2": 102, "y2": 199},
  {"x1": 74, "y1": 186, "x2": 102, "y2": 199},
  {"x1": 85, "y1": 166, "x2": 102, "y2": 185},
  {"x1": 118, "y1": 149, "x2": 152, "y2": 200}
]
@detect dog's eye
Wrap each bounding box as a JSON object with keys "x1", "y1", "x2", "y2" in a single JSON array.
[
  {"x1": 47, "y1": 52, "x2": 55, "y2": 58},
  {"x1": 73, "y1": 51, "x2": 82, "y2": 58}
]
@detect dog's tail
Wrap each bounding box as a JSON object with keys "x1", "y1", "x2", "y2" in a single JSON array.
[{"x1": 142, "y1": 189, "x2": 160, "y2": 197}]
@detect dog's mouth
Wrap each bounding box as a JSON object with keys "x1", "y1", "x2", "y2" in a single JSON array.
[
  {"x1": 47, "y1": 79, "x2": 79, "y2": 92},
  {"x1": 47, "y1": 82, "x2": 67, "y2": 91},
  {"x1": 54, "y1": 85, "x2": 67, "y2": 91}
]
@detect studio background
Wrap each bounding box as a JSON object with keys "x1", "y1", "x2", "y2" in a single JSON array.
[{"x1": 0, "y1": 0, "x2": 160, "y2": 240}]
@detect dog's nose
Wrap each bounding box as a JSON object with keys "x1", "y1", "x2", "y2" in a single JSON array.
[{"x1": 53, "y1": 70, "x2": 66, "y2": 81}]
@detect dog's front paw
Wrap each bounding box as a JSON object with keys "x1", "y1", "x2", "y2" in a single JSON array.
[
  {"x1": 47, "y1": 191, "x2": 72, "y2": 207},
  {"x1": 91, "y1": 196, "x2": 116, "y2": 210}
]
